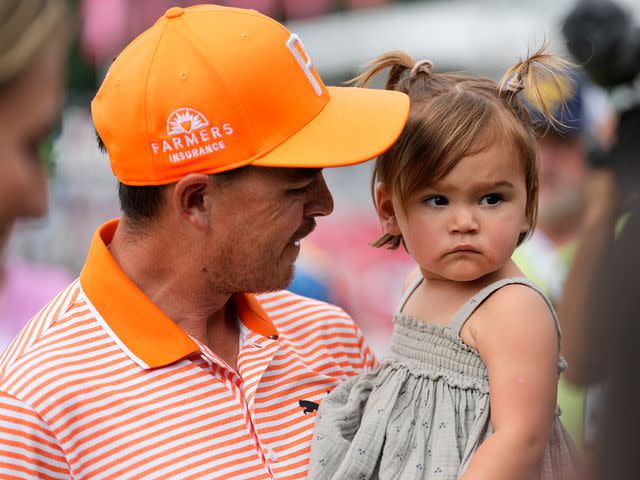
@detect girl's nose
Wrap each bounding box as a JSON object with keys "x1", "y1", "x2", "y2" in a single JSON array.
[{"x1": 448, "y1": 207, "x2": 479, "y2": 234}]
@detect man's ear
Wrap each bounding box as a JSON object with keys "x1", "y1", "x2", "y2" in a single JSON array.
[
  {"x1": 171, "y1": 173, "x2": 212, "y2": 231},
  {"x1": 375, "y1": 183, "x2": 402, "y2": 236}
]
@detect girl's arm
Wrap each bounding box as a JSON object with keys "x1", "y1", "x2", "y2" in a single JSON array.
[{"x1": 460, "y1": 284, "x2": 559, "y2": 480}]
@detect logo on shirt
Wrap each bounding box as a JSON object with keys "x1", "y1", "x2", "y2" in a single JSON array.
[{"x1": 299, "y1": 399, "x2": 319, "y2": 414}]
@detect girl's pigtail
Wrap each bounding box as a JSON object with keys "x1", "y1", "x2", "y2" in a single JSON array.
[
  {"x1": 499, "y1": 44, "x2": 576, "y2": 129},
  {"x1": 348, "y1": 51, "x2": 416, "y2": 90}
]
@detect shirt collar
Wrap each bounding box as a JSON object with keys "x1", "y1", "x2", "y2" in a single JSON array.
[{"x1": 80, "y1": 219, "x2": 278, "y2": 369}]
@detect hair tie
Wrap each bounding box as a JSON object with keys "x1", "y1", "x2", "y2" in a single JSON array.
[
  {"x1": 506, "y1": 74, "x2": 525, "y2": 93},
  {"x1": 410, "y1": 59, "x2": 434, "y2": 77}
]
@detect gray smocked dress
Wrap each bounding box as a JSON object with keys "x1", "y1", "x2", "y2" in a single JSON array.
[{"x1": 308, "y1": 276, "x2": 581, "y2": 479}]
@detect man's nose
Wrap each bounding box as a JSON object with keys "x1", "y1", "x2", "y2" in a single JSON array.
[
  {"x1": 305, "y1": 172, "x2": 334, "y2": 217},
  {"x1": 448, "y1": 206, "x2": 478, "y2": 234}
]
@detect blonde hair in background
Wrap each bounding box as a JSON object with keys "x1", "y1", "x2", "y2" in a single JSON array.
[
  {"x1": 352, "y1": 46, "x2": 575, "y2": 250},
  {"x1": 0, "y1": 0, "x2": 68, "y2": 88}
]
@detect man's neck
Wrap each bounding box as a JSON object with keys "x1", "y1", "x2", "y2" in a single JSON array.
[{"x1": 109, "y1": 222, "x2": 240, "y2": 368}]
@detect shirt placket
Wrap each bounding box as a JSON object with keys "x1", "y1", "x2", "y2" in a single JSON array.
[
  {"x1": 198, "y1": 337, "x2": 280, "y2": 478},
  {"x1": 237, "y1": 334, "x2": 281, "y2": 462}
]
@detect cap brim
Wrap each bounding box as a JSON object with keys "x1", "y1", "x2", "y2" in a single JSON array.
[{"x1": 251, "y1": 86, "x2": 409, "y2": 169}]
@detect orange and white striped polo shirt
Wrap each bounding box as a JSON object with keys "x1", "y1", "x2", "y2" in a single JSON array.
[{"x1": 0, "y1": 220, "x2": 375, "y2": 479}]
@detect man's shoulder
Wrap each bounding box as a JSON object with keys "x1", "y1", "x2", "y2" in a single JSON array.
[
  {"x1": 256, "y1": 290, "x2": 376, "y2": 374},
  {"x1": 0, "y1": 279, "x2": 87, "y2": 381},
  {"x1": 0, "y1": 278, "x2": 127, "y2": 418},
  {"x1": 256, "y1": 290, "x2": 362, "y2": 347},
  {"x1": 257, "y1": 290, "x2": 354, "y2": 330}
]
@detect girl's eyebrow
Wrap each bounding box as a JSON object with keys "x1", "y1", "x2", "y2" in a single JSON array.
[
  {"x1": 474, "y1": 180, "x2": 515, "y2": 190},
  {"x1": 431, "y1": 180, "x2": 515, "y2": 191}
]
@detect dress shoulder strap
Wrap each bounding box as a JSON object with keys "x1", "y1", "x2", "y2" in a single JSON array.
[
  {"x1": 448, "y1": 277, "x2": 562, "y2": 348},
  {"x1": 396, "y1": 271, "x2": 424, "y2": 314}
]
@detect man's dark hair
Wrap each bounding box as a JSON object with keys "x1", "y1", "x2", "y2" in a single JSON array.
[
  {"x1": 96, "y1": 131, "x2": 249, "y2": 225},
  {"x1": 96, "y1": 132, "x2": 167, "y2": 224}
]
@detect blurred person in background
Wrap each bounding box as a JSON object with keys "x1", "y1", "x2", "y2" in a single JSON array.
[
  {"x1": 559, "y1": 98, "x2": 640, "y2": 480},
  {"x1": 589, "y1": 200, "x2": 640, "y2": 480},
  {"x1": 512, "y1": 72, "x2": 617, "y2": 450},
  {"x1": 586, "y1": 107, "x2": 640, "y2": 480},
  {"x1": 559, "y1": 105, "x2": 639, "y2": 478},
  {"x1": 554, "y1": 1, "x2": 640, "y2": 476},
  {"x1": 0, "y1": 0, "x2": 72, "y2": 350},
  {"x1": 513, "y1": 75, "x2": 599, "y2": 303}
]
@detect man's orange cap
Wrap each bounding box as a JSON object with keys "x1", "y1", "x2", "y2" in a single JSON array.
[{"x1": 91, "y1": 4, "x2": 410, "y2": 186}]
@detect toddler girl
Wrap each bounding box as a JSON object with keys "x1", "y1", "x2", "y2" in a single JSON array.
[{"x1": 308, "y1": 49, "x2": 581, "y2": 480}]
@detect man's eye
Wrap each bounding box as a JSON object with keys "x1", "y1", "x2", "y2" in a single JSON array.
[
  {"x1": 424, "y1": 195, "x2": 448, "y2": 206},
  {"x1": 480, "y1": 194, "x2": 503, "y2": 205},
  {"x1": 291, "y1": 184, "x2": 313, "y2": 195}
]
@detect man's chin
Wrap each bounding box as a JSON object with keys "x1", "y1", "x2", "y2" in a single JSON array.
[{"x1": 247, "y1": 265, "x2": 296, "y2": 294}]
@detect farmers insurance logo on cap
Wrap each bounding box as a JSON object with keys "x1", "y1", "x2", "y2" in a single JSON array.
[{"x1": 151, "y1": 108, "x2": 235, "y2": 165}]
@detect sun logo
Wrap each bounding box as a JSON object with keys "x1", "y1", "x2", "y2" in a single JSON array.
[{"x1": 167, "y1": 108, "x2": 210, "y2": 136}]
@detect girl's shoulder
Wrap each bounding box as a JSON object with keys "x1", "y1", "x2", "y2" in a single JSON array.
[
  {"x1": 482, "y1": 281, "x2": 552, "y2": 315},
  {"x1": 471, "y1": 281, "x2": 559, "y2": 349}
]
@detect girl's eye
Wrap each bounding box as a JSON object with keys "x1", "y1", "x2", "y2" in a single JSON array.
[
  {"x1": 480, "y1": 194, "x2": 503, "y2": 205},
  {"x1": 424, "y1": 195, "x2": 448, "y2": 206}
]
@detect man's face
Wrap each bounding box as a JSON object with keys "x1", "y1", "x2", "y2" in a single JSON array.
[
  {"x1": 537, "y1": 133, "x2": 587, "y2": 229},
  {"x1": 202, "y1": 166, "x2": 334, "y2": 294}
]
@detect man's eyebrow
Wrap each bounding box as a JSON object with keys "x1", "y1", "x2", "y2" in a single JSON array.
[{"x1": 287, "y1": 168, "x2": 322, "y2": 182}]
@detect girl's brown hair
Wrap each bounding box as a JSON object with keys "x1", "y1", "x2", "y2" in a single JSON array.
[{"x1": 354, "y1": 47, "x2": 574, "y2": 249}]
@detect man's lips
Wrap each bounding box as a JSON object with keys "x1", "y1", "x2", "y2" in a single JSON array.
[{"x1": 290, "y1": 220, "x2": 317, "y2": 246}]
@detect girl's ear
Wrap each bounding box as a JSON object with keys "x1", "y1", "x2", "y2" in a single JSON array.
[
  {"x1": 521, "y1": 215, "x2": 531, "y2": 235},
  {"x1": 375, "y1": 183, "x2": 402, "y2": 236}
]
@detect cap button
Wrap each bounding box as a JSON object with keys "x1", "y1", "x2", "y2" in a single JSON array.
[{"x1": 165, "y1": 7, "x2": 184, "y2": 19}]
